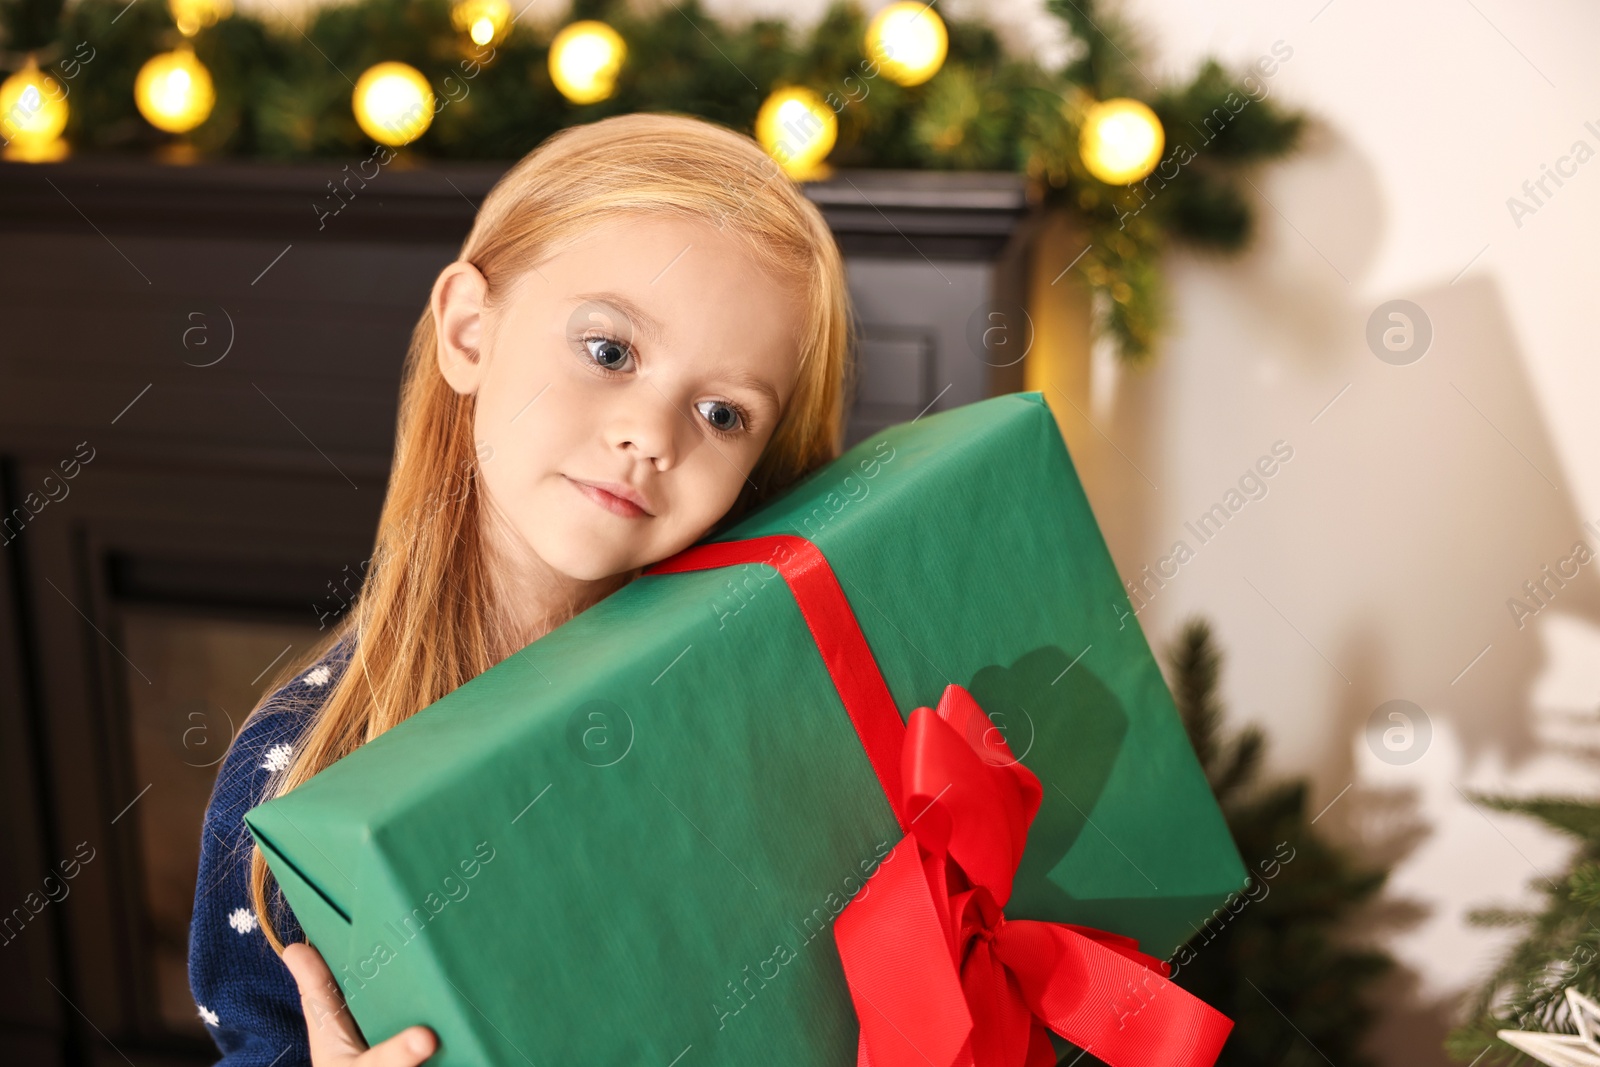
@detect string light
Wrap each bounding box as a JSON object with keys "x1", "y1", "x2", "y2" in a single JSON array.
[
  {"x1": 1079, "y1": 98, "x2": 1165, "y2": 184},
  {"x1": 0, "y1": 61, "x2": 69, "y2": 161},
  {"x1": 168, "y1": 0, "x2": 231, "y2": 37},
  {"x1": 352, "y1": 61, "x2": 435, "y2": 146},
  {"x1": 135, "y1": 48, "x2": 216, "y2": 134},
  {"x1": 755, "y1": 86, "x2": 837, "y2": 180},
  {"x1": 549, "y1": 20, "x2": 625, "y2": 105},
  {"x1": 865, "y1": 2, "x2": 947, "y2": 87},
  {"x1": 451, "y1": 0, "x2": 511, "y2": 47}
]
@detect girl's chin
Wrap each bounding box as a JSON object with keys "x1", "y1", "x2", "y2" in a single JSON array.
[{"x1": 528, "y1": 535, "x2": 644, "y2": 585}]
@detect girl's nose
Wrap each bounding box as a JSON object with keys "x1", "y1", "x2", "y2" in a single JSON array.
[{"x1": 607, "y1": 384, "x2": 683, "y2": 470}]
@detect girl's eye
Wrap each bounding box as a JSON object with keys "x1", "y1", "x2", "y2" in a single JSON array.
[
  {"x1": 583, "y1": 335, "x2": 635, "y2": 371},
  {"x1": 695, "y1": 399, "x2": 744, "y2": 435}
]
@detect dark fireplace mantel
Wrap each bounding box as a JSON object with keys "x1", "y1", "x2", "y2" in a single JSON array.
[{"x1": 0, "y1": 156, "x2": 1031, "y2": 252}]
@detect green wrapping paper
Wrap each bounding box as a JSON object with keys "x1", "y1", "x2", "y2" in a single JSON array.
[{"x1": 245, "y1": 391, "x2": 1247, "y2": 1066}]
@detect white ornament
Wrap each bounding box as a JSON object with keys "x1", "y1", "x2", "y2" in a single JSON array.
[
  {"x1": 227, "y1": 907, "x2": 258, "y2": 934},
  {"x1": 198, "y1": 1004, "x2": 219, "y2": 1027},
  {"x1": 1498, "y1": 988, "x2": 1600, "y2": 1067},
  {"x1": 260, "y1": 743, "x2": 292, "y2": 773},
  {"x1": 304, "y1": 665, "x2": 332, "y2": 687}
]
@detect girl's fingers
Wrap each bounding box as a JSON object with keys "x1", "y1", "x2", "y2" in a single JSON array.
[
  {"x1": 283, "y1": 942, "x2": 368, "y2": 1062},
  {"x1": 283, "y1": 943, "x2": 437, "y2": 1066},
  {"x1": 358, "y1": 1026, "x2": 438, "y2": 1067}
]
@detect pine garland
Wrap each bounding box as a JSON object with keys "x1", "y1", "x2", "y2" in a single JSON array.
[{"x1": 1, "y1": 0, "x2": 1305, "y2": 363}]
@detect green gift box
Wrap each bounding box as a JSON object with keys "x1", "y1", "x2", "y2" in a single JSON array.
[{"x1": 245, "y1": 391, "x2": 1247, "y2": 1066}]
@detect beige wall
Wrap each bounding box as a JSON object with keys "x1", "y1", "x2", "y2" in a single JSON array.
[{"x1": 1022, "y1": 2, "x2": 1600, "y2": 1063}]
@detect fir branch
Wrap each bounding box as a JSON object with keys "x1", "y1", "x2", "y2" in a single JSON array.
[
  {"x1": 1472, "y1": 794, "x2": 1600, "y2": 844},
  {"x1": 1164, "y1": 615, "x2": 1396, "y2": 1067},
  {"x1": 1044, "y1": 0, "x2": 1150, "y2": 100},
  {"x1": 1449, "y1": 786, "x2": 1600, "y2": 1064},
  {"x1": 1572, "y1": 863, "x2": 1600, "y2": 906}
]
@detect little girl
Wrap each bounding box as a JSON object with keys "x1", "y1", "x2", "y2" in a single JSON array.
[{"x1": 188, "y1": 112, "x2": 854, "y2": 1067}]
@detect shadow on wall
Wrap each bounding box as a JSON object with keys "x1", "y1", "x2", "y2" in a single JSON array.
[{"x1": 1045, "y1": 115, "x2": 1600, "y2": 1067}]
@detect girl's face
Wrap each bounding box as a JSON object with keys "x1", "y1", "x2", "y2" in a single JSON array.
[{"x1": 432, "y1": 213, "x2": 807, "y2": 583}]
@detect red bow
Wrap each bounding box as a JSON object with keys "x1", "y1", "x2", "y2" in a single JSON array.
[{"x1": 834, "y1": 684, "x2": 1234, "y2": 1067}]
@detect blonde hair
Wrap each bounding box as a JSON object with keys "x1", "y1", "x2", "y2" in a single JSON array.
[{"x1": 248, "y1": 112, "x2": 854, "y2": 948}]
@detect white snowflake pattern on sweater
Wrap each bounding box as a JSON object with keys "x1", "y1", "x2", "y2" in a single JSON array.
[
  {"x1": 260, "y1": 743, "x2": 292, "y2": 773},
  {"x1": 198, "y1": 1004, "x2": 219, "y2": 1027},
  {"x1": 304, "y1": 665, "x2": 332, "y2": 687},
  {"x1": 227, "y1": 907, "x2": 258, "y2": 934}
]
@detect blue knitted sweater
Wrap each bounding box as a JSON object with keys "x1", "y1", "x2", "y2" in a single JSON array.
[{"x1": 188, "y1": 635, "x2": 357, "y2": 1066}]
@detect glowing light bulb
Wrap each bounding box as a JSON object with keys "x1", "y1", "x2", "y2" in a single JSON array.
[
  {"x1": 549, "y1": 20, "x2": 626, "y2": 105},
  {"x1": 135, "y1": 48, "x2": 216, "y2": 134},
  {"x1": 452, "y1": 0, "x2": 511, "y2": 47},
  {"x1": 1079, "y1": 98, "x2": 1165, "y2": 185},
  {"x1": 352, "y1": 62, "x2": 435, "y2": 146},
  {"x1": 169, "y1": 0, "x2": 231, "y2": 37},
  {"x1": 0, "y1": 62, "x2": 69, "y2": 160},
  {"x1": 865, "y1": 2, "x2": 947, "y2": 87},
  {"x1": 755, "y1": 86, "x2": 837, "y2": 180}
]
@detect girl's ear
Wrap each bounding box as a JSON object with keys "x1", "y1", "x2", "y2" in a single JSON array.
[{"x1": 432, "y1": 261, "x2": 489, "y2": 396}]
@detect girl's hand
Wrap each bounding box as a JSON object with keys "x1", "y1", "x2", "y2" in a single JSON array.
[{"x1": 283, "y1": 942, "x2": 438, "y2": 1066}]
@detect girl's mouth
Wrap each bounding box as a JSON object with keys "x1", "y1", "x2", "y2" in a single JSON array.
[{"x1": 565, "y1": 475, "x2": 652, "y2": 519}]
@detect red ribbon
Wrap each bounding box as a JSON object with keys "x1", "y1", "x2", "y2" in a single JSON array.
[{"x1": 646, "y1": 535, "x2": 1233, "y2": 1067}]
